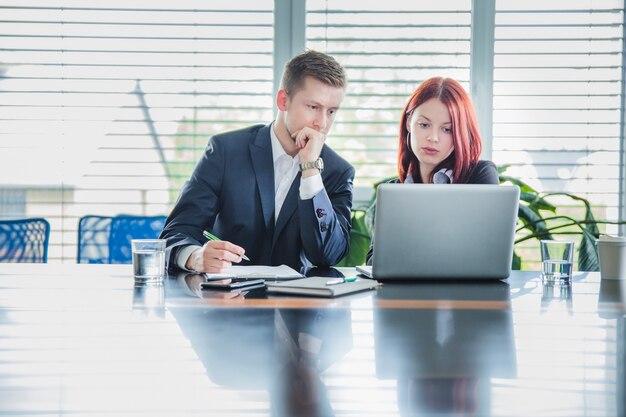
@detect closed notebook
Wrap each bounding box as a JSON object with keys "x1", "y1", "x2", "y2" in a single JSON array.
[{"x1": 266, "y1": 276, "x2": 380, "y2": 297}]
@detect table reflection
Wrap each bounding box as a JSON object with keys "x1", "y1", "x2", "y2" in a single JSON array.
[
  {"x1": 374, "y1": 281, "x2": 516, "y2": 417},
  {"x1": 271, "y1": 308, "x2": 352, "y2": 416},
  {"x1": 598, "y1": 279, "x2": 626, "y2": 417},
  {"x1": 169, "y1": 269, "x2": 352, "y2": 416},
  {"x1": 598, "y1": 278, "x2": 626, "y2": 314},
  {"x1": 132, "y1": 280, "x2": 166, "y2": 319},
  {"x1": 0, "y1": 264, "x2": 621, "y2": 416},
  {"x1": 175, "y1": 272, "x2": 259, "y2": 300},
  {"x1": 540, "y1": 280, "x2": 573, "y2": 315}
]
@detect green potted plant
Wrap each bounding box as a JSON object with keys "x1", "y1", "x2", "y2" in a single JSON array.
[{"x1": 498, "y1": 166, "x2": 625, "y2": 271}]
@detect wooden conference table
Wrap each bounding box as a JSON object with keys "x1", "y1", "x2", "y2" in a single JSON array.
[{"x1": 0, "y1": 263, "x2": 623, "y2": 417}]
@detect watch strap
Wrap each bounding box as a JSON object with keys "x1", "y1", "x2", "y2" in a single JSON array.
[{"x1": 299, "y1": 158, "x2": 323, "y2": 172}]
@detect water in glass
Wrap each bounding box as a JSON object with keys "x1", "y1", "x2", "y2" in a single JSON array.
[
  {"x1": 133, "y1": 250, "x2": 165, "y2": 279},
  {"x1": 542, "y1": 259, "x2": 572, "y2": 283}
]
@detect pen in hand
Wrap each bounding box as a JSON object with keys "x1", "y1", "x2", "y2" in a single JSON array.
[{"x1": 202, "y1": 230, "x2": 251, "y2": 262}]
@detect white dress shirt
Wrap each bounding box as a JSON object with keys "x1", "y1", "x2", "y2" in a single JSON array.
[
  {"x1": 270, "y1": 123, "x2": 324, "y2": 220},
  {"x1": 176, "y1": 123, "x2": 324, "y2": 269}
]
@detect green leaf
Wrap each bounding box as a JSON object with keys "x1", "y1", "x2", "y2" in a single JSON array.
[
  {"x1": 512, "y1": 251, "x2": 521, "y2": 270},
  {"x1": 577, "y1": 232, "x2": 599, "y2": 271},
  {"x1": 499, "y1": 175, "x2": 537, "y2": 193},
  {"x1": 364, "y1": 176, "x2": 398, "y2": 235},
  {"x1": 542, "y1": 192, "x2": 601, "y2": 242},
  {"x1": 516, "y1": 204, "x2": 553, "y2": 242},
  {"x1": 336, "y1": 209, "x2": 371, "y2": 267},
  {"x1": 520, "y1": 193, "x2": 556, "y2": 213}
]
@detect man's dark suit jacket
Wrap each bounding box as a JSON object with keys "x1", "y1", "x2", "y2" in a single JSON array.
[{"x1": 160, "y1": 123, "x2": 355, "y2": 271}]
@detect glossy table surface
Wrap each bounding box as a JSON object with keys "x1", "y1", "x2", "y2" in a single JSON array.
[{"x1": 0, "y1": 264, "x2": 623, "y2": 417}]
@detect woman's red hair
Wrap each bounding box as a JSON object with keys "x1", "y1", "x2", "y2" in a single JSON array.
[{"x1": 398, "y1": 77, "x2": 482, "y2": 183}]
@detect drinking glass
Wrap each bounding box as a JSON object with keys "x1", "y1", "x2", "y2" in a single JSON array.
[
  {"x1": 540, "y1": 240, "x2": 574, "y2": 284},
  {"x1": 131, "y1": 239, "x2": 166, "y2": 281}
]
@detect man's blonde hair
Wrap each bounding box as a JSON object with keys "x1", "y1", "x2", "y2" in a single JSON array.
[{"x1": 280, "y1": 50, "x2": 346, "y2": 95}]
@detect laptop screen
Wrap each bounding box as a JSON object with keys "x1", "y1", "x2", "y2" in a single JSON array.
[{"x1": 371, "y1": 184, "x2": 519, "y2": 280}]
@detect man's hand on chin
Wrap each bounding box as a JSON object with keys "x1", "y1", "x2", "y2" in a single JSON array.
[{"x1": 292, "y1": 127, "x2": 325, "y2": 178}]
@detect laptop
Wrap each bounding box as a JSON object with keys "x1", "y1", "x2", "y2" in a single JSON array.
[{"x1": 358, "y1": 184, "x2": 520, "y2": 280}]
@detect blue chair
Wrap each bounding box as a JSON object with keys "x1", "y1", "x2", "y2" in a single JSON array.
[
  {"x1": 108, "y1": 215, "x2": 167, "y2": 264},
  {"x1": 77, "y1": 215, "x2": 113, "y2": 264},
  {"x1": 77, "y1": 215, "x2": 166, "y2": 264},
  {"x1": 0, "y1": 218, "x2": 50, "y2": 263}
]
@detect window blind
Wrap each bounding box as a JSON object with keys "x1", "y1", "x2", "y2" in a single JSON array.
[
  {"x1": 493, "y1": 1, "x2": 624, "y2": 232},
  {"x1": 0, "y1": 1, "x2": 274, "y2": 262},
  {"x1": 306, "y1": 0, "x2": 473, "y2": 187}
]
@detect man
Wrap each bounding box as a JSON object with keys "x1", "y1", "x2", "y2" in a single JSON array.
[{"x1": 160, "y1": 50, "x2": 355, "y2": 273}]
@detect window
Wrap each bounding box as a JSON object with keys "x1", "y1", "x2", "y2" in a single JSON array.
[
  {"x1": 493, "y1": 0, "x2": 624, "y2": 236},
  {"x1": 0, "y1": 1, "x2": 274, "y2": 261},
  {"x1": 306, "y1": 0, "x2": 473, "y2": 186},
  {"x1": 1, "y1": 0, "x2": 624, "y2": 263},
  {"x1": 0, "y1": 189, "x2": 25, "y2": 218}
]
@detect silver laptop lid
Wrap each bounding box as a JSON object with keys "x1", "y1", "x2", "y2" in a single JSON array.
[{"x1": 371, "y1": 184, "x2": 520, "y2": 280}]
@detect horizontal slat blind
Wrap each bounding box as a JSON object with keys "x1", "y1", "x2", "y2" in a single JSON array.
[
  {"x1": 493, "y1": 1, "x2": 624, "y2": 231},
  {"x1": 306, "y1": 0, "x2": 472, "y2": 187},
  {"x1": 0, "y1": 1, "x2": 274, "y2": 262},
  {"x1": 2, "y1": 1, "x2": 624, "y2": 265}
]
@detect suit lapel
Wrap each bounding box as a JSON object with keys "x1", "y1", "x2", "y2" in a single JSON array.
[
  {"x1": 249, "y1": 125, "x2": 275, "y2": 233},
  {"x1": 271, "y1": 172, "x2": 301, "y2": 249}
]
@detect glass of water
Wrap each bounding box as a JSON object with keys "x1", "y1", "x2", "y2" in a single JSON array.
[
  {"x1": 540, "y1": 240, "x2": 574, "y2": 285},
  {"x1": 131, "y1": 239, "x2": 166, "y2": 282}
]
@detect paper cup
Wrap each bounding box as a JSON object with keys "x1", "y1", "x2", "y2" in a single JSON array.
[{"x1": 597, "y1": 240, "x2": 626, "y2": 280}]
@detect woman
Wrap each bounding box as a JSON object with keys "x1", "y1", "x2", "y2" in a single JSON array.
[
  {"x1": 366, "y1": 77, "x2": 499, "y2": 264},
  {"x1": 399, "y1": 76, "x2": 498, "y2": 185}
]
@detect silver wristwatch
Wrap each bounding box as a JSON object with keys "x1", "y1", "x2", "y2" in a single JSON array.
[{"x1": 299, "y1": 157, "x2": 324, "y2": 173}]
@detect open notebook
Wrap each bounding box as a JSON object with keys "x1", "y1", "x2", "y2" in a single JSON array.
[{"x1": 203, "y1": 264, "x2": 303, "y2": 281}]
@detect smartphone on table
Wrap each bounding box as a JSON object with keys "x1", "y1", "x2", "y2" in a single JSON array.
[{"x1": 200, "y1": 277, "x2": 265, "y2": 290}]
